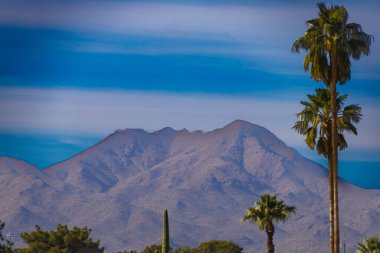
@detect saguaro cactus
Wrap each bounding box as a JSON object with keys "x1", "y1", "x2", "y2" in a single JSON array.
[{"x1": 162, "y1": 209, "x2": 170, "y2": 253}]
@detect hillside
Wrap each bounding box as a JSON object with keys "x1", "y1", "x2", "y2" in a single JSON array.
[{"x1": 0, "y1": 120, "x2": 379, "y2": 253}]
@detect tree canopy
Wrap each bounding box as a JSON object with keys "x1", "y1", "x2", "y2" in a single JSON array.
[
  {"x1": 292, "y1": 2, "x2": 373, "y2": 85},
  {"x1": 141, "y1": 244, "x2": 172, "y2": 253},
  {"x1": 357, "y1": 237, "x2": 380, "y2": 253},
  {"x1": 0, "y1": 221, "x2": 13, "y2": 253},
  {"x1": 197, "y1": 240, "x2": 242, "y2": 253},
  {"x1": 242, "y1": 193, "x2": 295, "y2": 253},
  {"x1": 242, "y1": 194, "x2": 296, "y2": 231},
  {"x1": 293, "y1": 88, "x2": 362, "y2": 157},
  {"x1": 173, "y1": 246, "x2": 198, "y2": 253},
  {"x1": 18, "y1": 224, "x2": 104, "y2": 253}
]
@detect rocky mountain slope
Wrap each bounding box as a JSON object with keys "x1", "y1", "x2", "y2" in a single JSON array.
[{"x1": 0, "y1": 120, "x2": 379, "y2": 253}]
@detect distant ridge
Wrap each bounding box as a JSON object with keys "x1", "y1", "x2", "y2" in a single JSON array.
[{"x1": 0, "y1": 120, "x2": 379, "y2": 253}]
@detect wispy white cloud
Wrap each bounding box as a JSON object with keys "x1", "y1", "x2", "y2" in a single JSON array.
[{"x1": 0, "y1": 87, "x2": 379, "y2": 156}]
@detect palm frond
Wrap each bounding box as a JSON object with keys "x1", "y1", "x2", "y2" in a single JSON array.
[
  {"x1": 294, "y1": 88, "x2": 361, "y2": 156},
  {"x1": 337, "y1": 133, "x2": 348, "y2": 151},
  {"x1": 356, "y1": 236, "x2": 380, "y2": 253},
  {"x1": 292, "y1": 3, "x2": 373, "y2": 85},
  {"x1": 242, "y1": 194, "x2": 296, "y2": 232}
]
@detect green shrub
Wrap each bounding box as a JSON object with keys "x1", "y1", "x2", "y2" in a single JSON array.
[
  {"x1": 197, "y1": 240, "x2": 242, "y2": 253},
  {"x1": 18, "y1": 224, "x2": 104, "y2": 253}
]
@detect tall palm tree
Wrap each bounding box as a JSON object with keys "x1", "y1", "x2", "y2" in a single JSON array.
[
  {"x1": 293, "y1": 88, "x2": 361, "y2": 253},
  {"x1": 242, "y1": 193, "x2": 296, "y2": 253},
  {"x1": 292, "y1": 3, "x2": 372, "y2": 252},
  {"x1": 357, "y1": 237, "x2": 380, "y2": 253}
]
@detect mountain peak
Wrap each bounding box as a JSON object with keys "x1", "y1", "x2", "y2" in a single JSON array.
[
  {"x1": 218, "y1": 119, "x2": 268, "y2": 137},
  {"x1": 223, "y1": 119, "x2": 254, "y2": 129},
  {"x1": 156, "y1": 126, "x2": 176, "y2": 134},
  {"x1": 228, "y1": 119, "x2": 251, "y2": 125}
]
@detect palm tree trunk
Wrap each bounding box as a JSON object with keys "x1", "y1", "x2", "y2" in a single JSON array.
[
  {"x1": 328, "y1": 156, "x2": 335, "y2": 253},
  {"x1": 265, "y1": 222, "x2": 275, "y2": 253},
  {"x1": 330, "y1": 38, "x2": 340, "y2": 253}
]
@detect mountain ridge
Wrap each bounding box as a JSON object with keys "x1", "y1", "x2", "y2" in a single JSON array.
[{"x1": 0, "y1": 120, "x2": 379, "y2": 253}]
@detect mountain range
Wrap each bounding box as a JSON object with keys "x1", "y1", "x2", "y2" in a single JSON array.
[{"x1": 0, "y1": 120, "x2": 379, "y2": 253}]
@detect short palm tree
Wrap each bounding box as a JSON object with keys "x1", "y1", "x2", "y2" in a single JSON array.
[
  {"x1": 357, "y1": 237, "x2": 380, "y2": 253},
  {"x1": 242, "y1": 194, "x2": 296, "y2": 253},
  {"x1": 292, "y1": 4, "x2": 373, "y2": 252},
  {"x1": 293, "y1": 88, "x2": 361, "y2": 253}
]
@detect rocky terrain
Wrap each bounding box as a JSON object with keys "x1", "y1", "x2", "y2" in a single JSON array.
[{"x1": 0, "y1": 120, "x2": 379, "y2": 252}]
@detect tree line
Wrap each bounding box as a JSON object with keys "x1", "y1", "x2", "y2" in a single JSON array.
[{"x1": 1, "y1": 193, "x2": 379, "y2": 253}]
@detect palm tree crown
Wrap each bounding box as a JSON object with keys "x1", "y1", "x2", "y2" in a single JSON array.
[
  {"x1": 242, "y1": 194, "x2": 295, "y2": 253},
  {"x1": 357, "y1": 236, "x2": 380, "y2": 253},
  {"x1": 293, "y1": 88, "x2": 361, "y2": 157},
  {"x1": 242, "y1": 194, "x2": 296, "y2": 230},
  {"x1": 292, "y1": 2, "x2": 373, "y2": 85}
]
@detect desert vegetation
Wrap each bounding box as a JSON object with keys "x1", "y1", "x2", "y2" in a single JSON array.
[
  {"x1": 0, "y1": 221, "x2": 13, "y2": 253},
  {"x1": 18, "y1": 224, "x2": 103, "y2": 253},
  {"x1": 292, "y1": 2, "x2": 373, "y2": 252},
  {"x1": 242, "y1": 194, "x2": 295, "y2": 253},
  {"x1": 1, "y1": 199, "x2": 379, "y2": 253},
  {"x1": 137, "y1": 240, "x2": 242, "y2": 253},
  {"x1": 356, "y1": 237, "x2": 380, "y2": 253}
]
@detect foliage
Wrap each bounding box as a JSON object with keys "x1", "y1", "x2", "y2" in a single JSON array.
[
  {"x1": 292, "y1": 2, "x2": 373, "y2": 86},
  {"x1": 0, "y1": 221, "x2": 13, "y2": 253},
  {"x1": 173, "y1": 246, "x2": 198, "y2": 253},
  {"x1": 242, "y1": 193, "x2": 295, "y2": 253},
  {"x1": 141, "y1": 244, "x2": 172, "y2": 253},
  {"x1": 197, "y1": 240, "x2": 242, "y2": 253},
  {"x1": 117, "y1": 250, "x2": 138, "y2": 253},
  {"x1": 292, "y1": 3, "x2": 373, "y2": 252},
  {"x1": 293, "y1": 88, "x2": 362, "y2": 157},
  {"x1": 242, "y1": 194, "x2": 296, "y2": 231},
  {"x1": 357, "y1": 237, "x2": 380, "y2": 253},
  {"x1": 18, "y1": 224, "x2": 104, "y2": 253}
]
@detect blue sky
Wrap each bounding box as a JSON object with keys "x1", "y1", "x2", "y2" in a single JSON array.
[{"x1": 0, "y1": 0, "x2": 379, "y2": 188}]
